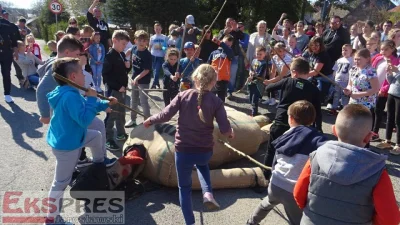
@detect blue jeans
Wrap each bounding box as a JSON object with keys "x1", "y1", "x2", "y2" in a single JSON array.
[
  {"x1": 152, "y1": 56, "x2": 164, "y2": 86},
  {"x1": 332, "y1": 80, "x2": 349, "y2": 109},
  {"x1": 28, "y1": 73, "x2": 39, "y2": 86},
  {"x1": 314, "y1": 75, "x2": 333, "y2": 103},
  {"x1": 249, "y1": 84, "x2": 261, "y2": 116},
  {"x1": 91, "y1": 64, "x2": 103, "y2": 88},
  {"x1": 228, "y1": 56, "x2": 239, "y2": 93},
  {"x1": 175, "y1": 151, "x2": 213, "y2": 225}
]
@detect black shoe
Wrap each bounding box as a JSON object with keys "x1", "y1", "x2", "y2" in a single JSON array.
[
  {"x1": 106, "y1": 140, "x2": 120, "y2": 151},
  {"x1": 371, "y1": 134, "x2": 381, "y2": 142},
  {"x1": 227, "y1": 93, "x2": 234, "y2": 100}
]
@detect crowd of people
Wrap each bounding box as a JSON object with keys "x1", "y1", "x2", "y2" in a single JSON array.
[{"x1": 1, "y1": 0, "x2": 400, "y2": 224}]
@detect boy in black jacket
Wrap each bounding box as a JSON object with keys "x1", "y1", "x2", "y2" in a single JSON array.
[
  {"x1": 263, "y1": 57, "x2": 321, "y2": 179},
  {"x1": 103, "y1": 30, "x2": 131, "y2": 151}
]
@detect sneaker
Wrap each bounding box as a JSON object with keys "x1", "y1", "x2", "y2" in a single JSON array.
[
  {"x1": 104, "y1": 157, "x2": 118, "y2": 167},
  {"x1": 125, "y1": 120, "x2": 137, "y2": 128},
  {"x1": 268, "y1": 98, "x2": 276, "y2": 106},
  {"x1": 4, "y1": 95, "x2": 14, "y2": 103},
  {"x1": 390, "y1": 145, "x2": 400, "y2": 155},
  {"x1": 203, "y1": 192, "x2": 220, "y2": 210},
  {"x1": 370, "y1": 134, "x2": 381, "y2": 142},
  {"x1": 106, "y1": 140, "x2": 120, "y2": 151},
  {"x1": 116, "y1": 133, "x2": 128, "y2": 141},
  {"x1": 227, "y1": 93, "x2": 234, "y2": 100},
  {"x1": 77, "y1": 157, "x2": 93, "y2": 168},
  {"x1": 376, "y1": 141, "x2": 393, "y2": 150},
  {"x1": 326, "y1": 103, "x2": 333, "y2": 110}
]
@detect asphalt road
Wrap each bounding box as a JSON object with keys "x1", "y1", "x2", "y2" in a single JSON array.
[{"x1": 0, "y1": 41, "x2": 399, "y2": 225}]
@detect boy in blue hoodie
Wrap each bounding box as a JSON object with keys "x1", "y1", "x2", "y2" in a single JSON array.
[
  {"x1": 247, "y1": 100, "x2": 326, "y2": 225},
  {"x1": 178, "y1": 42, "x2": 201, "y2": 91},
  {"x1": 44, "y1": 58, "x2": 117, "y2": 225}
]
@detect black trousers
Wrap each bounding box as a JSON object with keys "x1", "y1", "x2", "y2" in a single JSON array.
[
  {"x1": 215, "y1": 80, "x2": 229, "y2": 102},
  {"x1": 163, "y1": 80, "x2": 180, "y2": 106},
  {"x1": 0, "y1": 52, "x2": 13, "y2": 95},
  {"x1": 373, "y1": 96, "x2": 388, "y2": 134},
  {"x1": 263, "y1": 123, "x2": 290, "y2": 179},
  {"x1": 386, "y1": 94, "x2": 400, "y2": 145}
]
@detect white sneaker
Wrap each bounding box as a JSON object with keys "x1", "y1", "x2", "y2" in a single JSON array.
[
  {"x1": 125, "y1": 120, "x2": 137, "y2": 128},
  {"x1": 4, "y1": 95, "x2": 13, "y2": 103},
  {"x1": 326, "y1": 103, "x2": 333, "y2": 110},
  {"x1": 269, "y1": 98, "x2": 276, "y2": 106},
  {"x1": 203, "y1": 193, "x2": 220, "y2": 210}
]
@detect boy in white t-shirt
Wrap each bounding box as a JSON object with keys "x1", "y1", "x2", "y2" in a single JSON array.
[
  {"x1": 329, "y1": 44, "x2": 354, "y2": 115},
  {"x1": 149, "y1": 22, "x2": 168, "y2": 89}
]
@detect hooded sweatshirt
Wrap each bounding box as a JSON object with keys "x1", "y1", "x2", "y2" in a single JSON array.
[
  {"x1": 46, "y1": 85, "x2": 109, "y2": 151},
  {"x1": 294, "y1": 141, "x2": 400, "y2": 225},
  {"x1": 270, "y1": 126, "x2": 327, "y2": 193}
]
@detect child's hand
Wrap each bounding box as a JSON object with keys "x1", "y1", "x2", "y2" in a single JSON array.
[
  {"x1": 263, "y1": 80, "x2": 270, "y2": 85},
  {"x1": 280, "y1": 13, "x2": 287, "y2": 19},
  {"x1": 171, "y1": 75, "x2": 178, "y2": 82},
  {"x1": 188, "y1": 28, "x2": 194, "y2": 35},
  {"x1": 387, "y1": 63, "x2": 399, "y2": 74},
  {"x1": 143, "y1": 118, "x2": 152, "y2": 128},
  {"x1": 105, "y1": 108, "x2": 112, "y2": 113},
  {"x1": 119, "y1": 86, "x2": 126, "y2": 92},
  {"x1": 343, "y1": 88, "x2": 352, "y2": 96},
  {"x1": 108, "y1": 97, "x2": 118, "y2": 105},
  {"x1": 132, "y1": 77, "x2": 139, "y2": 86},
  {"x1": 86, "y1": 88, "x2": 97, "y2": 97},
  {"x1": 189, "y1": 56, "x2": 195, "y2": 62},
  {"x1": 228, "y1": 128, "x2": 235, "y2": 139},
  {"x1": 125, "y1": 61, "x2": 130, "y2": 68},
  {"x1": 39, "y1": 116, "x2": 50, "y2": 124},
  {"x1": 247, "y1": 76, "x2": 253, "y2": 82},
  {"x1": 378, "y1": 91, "x2": 385, "y2": 97},
  {"x1": 175, "y1": 72, "x2": 180, "y2": 78}
]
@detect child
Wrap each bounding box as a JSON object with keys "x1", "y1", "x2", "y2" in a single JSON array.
[
  {"x1": 377, "y1": 62, "x2": 400, "y2": 154},
  {"x1": 263, "y1": 42, "x2": 293, "y2": 106},
  {"x1": 88, "y1": 32, "x2": 106, "y2": 93},
  {"x1": 16, "y1": 41, "x2": 44, "y2": 88},
  {"x1": 344, "y1": 48, "x2": 379, "y2": 112},
  {"x1": 143, "y1": 64, "x2": 234, "y2": 225},
  {"x1": 208, "y1": 35, "x2": 234, "y2": 102},
  {"x1": 103, "y1": 30, "x2": 131, "y2": 151},
  {"x1": 371, "y1": 40, "x2": 399, "y2": 141},
  {"x1": 248, "y1": 46, "x2": 267, "y2": 116},
  {"x1": 247, "y1": 100, "x2": 327, "y2": 225},
  {"x1": 79, "y1": 52, "x2": 95, "y2": 95},
  {"x1": 149, "y1": 22, "x2": 168, "y2": 89},
  {"x1": 288, "y1": 35, "x2": 301, "y2": 56},
  {"x1": 162, "y1": 48, "x2": 180, "y2": 106},
  {"x1": 44, "y1": 58, "x2": 117, "y2": 224},
  {"x1": 168, "y1": 30, "x2": 181, "y2": 49},
  {"x1": 294, "y1": 104, "x2": 400, "y2": 225},
  {"x1": 125, "y1": 30, "x2": 152, "y2": 128},
  {"x1": 329, "y1": 44, "x2": 354, "y2": 115},
  {"x1": 366, "y1": 37, "x2": 379, "y2": 58},
  {"x1": 47, "y1": 41, "x2": 57, "y2": 58},
  {"x1": 179, "y1": 41, "x2": 201, "y2": 91},
  {"x1": 263, "y1": 58, "x2": 322, "y2": 179},
  {"x1": 25, "y1": 34, "x2": 42, "y2": 60},
  {"x1": 55, "y1": 30, "x2": 65, "y2": 43}
]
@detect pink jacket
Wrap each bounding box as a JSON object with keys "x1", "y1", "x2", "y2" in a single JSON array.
[{"x1": 372, "y1": 54, "x2": 399, "y2": 96}]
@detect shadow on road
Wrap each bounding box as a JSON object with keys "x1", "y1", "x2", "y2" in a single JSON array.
[
  {"x1": 0, "y1": 103, "x2": 47, "y2": 160},
  {"x1": 10, "y1": 84, "x2": 37, "y2": 102}
]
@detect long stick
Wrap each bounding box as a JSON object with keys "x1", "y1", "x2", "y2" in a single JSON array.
[
  {"x1": 180, "y1": 0, "x2": 228, "y2": 76},
  {"x1": 136, "y1": 85, "x2": 163, "y2": 111},
  {"x1": 177, "y1": 19, "x2": 187, "y2": 70},
  {"x1": 218, "y1": 139, "x2": 272, "y2": 170},
  {"x1": 141, "y1": 89, "x2": 168, "y2": 92},
  {"x1": 54, "y1": 74, "x2": 146, "y2": 118}
]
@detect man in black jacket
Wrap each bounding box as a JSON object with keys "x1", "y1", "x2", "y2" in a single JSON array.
[
  {"x1": 87, "y1": 0, "x2": 112, "y2": 50},
  {"x1": 323, "y1": 16, "x2": 350, "y2": 62}
]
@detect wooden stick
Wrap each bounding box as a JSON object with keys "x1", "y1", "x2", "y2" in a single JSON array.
[
  {"x1": 236, "y1": 76, "x2": 264, "y2": 94},
  {"x1": 54, "y1": 74, "x2": 147, "y2": 118},
  {"x1": 177, "y1": 19, "x2": 187, "y2": 70},
  {"x1": 180, "y1": 0, "x2": 228, "y2": 76},
  {"x1": 218, "y1": 139, "x2": 272, "y2": 171},
  {"x1": 136, "y1": 85, "x2": 163, "y2": 111},
  {"x1": 140, "y1": 89, "x2": 168, "y2": 92}
]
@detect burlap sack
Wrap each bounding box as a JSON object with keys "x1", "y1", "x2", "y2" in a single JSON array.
[
  {"x1": 253, "y1": 115, "x2": 270, "y2": 128},
  {"x1": 124, "y1": 107, "x2": 266, "y2": 188},
  {"x1": 260, "y1": 123, "x2": 273, "y2": 143}
]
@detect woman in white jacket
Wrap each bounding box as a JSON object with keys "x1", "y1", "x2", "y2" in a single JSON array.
[{"x1": 247, "y1": 20, "x2": 271, "y2": 64}]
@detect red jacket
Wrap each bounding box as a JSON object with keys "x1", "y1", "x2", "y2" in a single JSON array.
[{"x1": 26, "y1": 43, "x2": 42, "y2": 60}]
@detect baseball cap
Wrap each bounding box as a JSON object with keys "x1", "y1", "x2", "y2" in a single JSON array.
[
  {"x1": 186, "y1": 15, "x2": 195, "y2": 25},
  {"x1": 184, "y1": 42, "x2": 195, "y2": 49}
]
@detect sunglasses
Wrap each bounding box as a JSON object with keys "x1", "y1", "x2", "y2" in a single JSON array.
[
  {"x1": 69, "y1": 21, "x2": 77, "y2": 25},
  {"x1": 80, "y1": 37, "x2": 90, "y2": 43}
]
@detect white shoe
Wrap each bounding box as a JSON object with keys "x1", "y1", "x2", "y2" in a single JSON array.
[
  {"x1": 269, "y1": 98, "x2": 276, "y2": 106},
  {"x1": 4, "y1": 95, "x2": 14, "y2": 103},
  {"x1": 326, "y1": 103, "x2": 333, "y2": 110},
  {"x1": 203, "y1": 193, "x2": 220, "y2": 210},
  {"x1": 125, "y1": 120, "x2": 137, "y2": 128}
]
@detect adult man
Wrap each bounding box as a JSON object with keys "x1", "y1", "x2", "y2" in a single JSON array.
[
  {"x1": 237, "y1": 22, "x2": 249, "y2": 90},
  {"x1": 16, "y1": 17, "x2": 31, "y2": 41},
  {"x1": 218, "y1": 18, "x2": 244, "y2": 99},
  {"x1": 323, "y1": 16, "x2": 350, "y2": 63},
  {"x1": 87, "y1": 0, "x2": 112, "y2": 50},
  {"x1": 381, "y1": 20, "x2": 393, "y2": 42},
  {"x1": 2, "y1": 10, "x2": 24, "y2": 83},
  {"x1": 174, "y1": 15, "x2": 202, "y2": 46},
  {"x1": 0, "y1": 4, "x2": 19, "y2": 103}
]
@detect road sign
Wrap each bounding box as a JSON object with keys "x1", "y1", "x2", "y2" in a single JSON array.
[{"x1": 49, "y1": 1, "x2": 63, "y2": 15}]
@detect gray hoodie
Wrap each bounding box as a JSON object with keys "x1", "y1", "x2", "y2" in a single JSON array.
[
  {"x1": 301, "y1": 141, "x2": 387, "y2": 225},
  {"x1": 36, "y1": 57, "x2": 57, "y2": 118}
]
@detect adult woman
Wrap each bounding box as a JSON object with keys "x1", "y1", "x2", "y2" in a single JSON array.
[
  {"x1": 388, "y1": 28, "x2": 400, "y2": 56},
  {"x1": 303, "y1": 36, "x2": 333, "y2": 103},
  {"x1": 68, "y1": 17, "x2": 78, "y2": 28},
  {"x1": 353, "y1": 20, "x2": 374, "y2": 50},
  {"x1": 295, "y1": 21, "x2": 309, "y2": 51},
  {"x1": 246, "y1": 20, "x2": 271, "y2": 64},
  {"x1": 198, "y1": 25, "x2": 218, "y2": 63}
]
